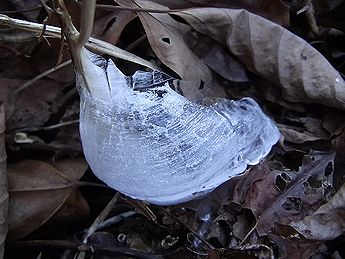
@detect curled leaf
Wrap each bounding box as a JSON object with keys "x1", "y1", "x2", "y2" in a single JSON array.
[{"x1": 174, "y1": 8, "x2": 345, "y2": 109}]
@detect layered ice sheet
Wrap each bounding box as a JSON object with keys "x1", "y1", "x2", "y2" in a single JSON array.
[{"x1": 77, "y1": 49, "x2": 280, "y2": 205}]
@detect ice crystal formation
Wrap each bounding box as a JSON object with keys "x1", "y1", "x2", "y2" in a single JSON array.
[{"x1": 77, "y1": 49, "x2": 280, "y2": 205}]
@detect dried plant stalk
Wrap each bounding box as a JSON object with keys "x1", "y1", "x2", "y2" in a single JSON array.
[{"x1": 0, "y1": 89, "x2": 8, "y2": 259}]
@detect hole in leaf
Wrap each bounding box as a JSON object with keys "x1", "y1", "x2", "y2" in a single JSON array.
[
  {"x1": 199, "y1": 80, "x2": 204, "y2": 90},
  {"x1": 169, "y1": 14, "x2": 189, "y2": 24},
  {"x1": 307, "y1": 176, "x2": 322, "y2": 188},
  {"x1": 162, "y1": 37, "x2": 171, "y2": 44},
  {"x1": 103, "y1": 17, "x2": 117, "y2": 34},
  {"x1": 311, "y1": 156, "x2": 315, "y2": 161},
  {"x1": 275, "y1": 174, "x2": 287, "y2": 192},
  {"x1": 325, "y1": 161, "x2": 333, "y2": 176},
  {"x1": 281, "y1": 172, "x2": 292, "y2": 182},
  {"x1": 282, "y1": 197, "x2": 301, "y2": 213}
]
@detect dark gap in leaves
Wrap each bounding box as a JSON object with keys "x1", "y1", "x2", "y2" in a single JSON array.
[
  {"x1": 282, "y1": 172, "x2": 292, "y2": 181},
  {"x1": 162, "y1": 37, "x2": 171, "y2": 44},
  {"x1": 307, "y1": 176, "x2": 322, "y2": 188},
  {"x1": 117, "y1": 17, "x2": 145, "y2": 49},
  {"x1": 199, "y1": 80, "x2": 204, "y2": 89},
  {"x1": 275, "y1": 151, "x2": 304, "y2": 171},
  {"x1": 325, "y1": 161, "x2": 334, "y2": 176}
]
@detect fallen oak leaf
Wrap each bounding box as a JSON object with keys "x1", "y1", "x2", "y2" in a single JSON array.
[
  {"x1": 7, "y1": 159, "x2": 88, "y2": 241},
  {"x1": 232, "y1": 151, "x2": 335, "y2": 237},
  {"x1": 173, "y1": 8, "x2": 345, "y2": 109},
  {"x1": 291, "y1": 181, "x2": 345, "y2": 240}
]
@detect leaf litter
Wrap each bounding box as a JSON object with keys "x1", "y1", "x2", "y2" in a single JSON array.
[{"x1": 0, "y1": 0, "x2": 345, "y2": 258}]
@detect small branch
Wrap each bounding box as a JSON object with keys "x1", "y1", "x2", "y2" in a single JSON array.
[
  {"x1": 14, "y1": 119, "x2": 79, "y2": 133},
  {"x1": 159, "y1": 207, "x2": 215, "y2": 251},
  {"x1": 14, "y1": 60, "x2": 72, "y2": 94},
  {"x1": 94, "y1": 211, "x2": 136, "y2": 230},
  {"x1": 0, "y1": 87, "x2": 8, "y2": 259},
  {"x1": 83, "y1": 192, "x2": 121, "y2": 242}
]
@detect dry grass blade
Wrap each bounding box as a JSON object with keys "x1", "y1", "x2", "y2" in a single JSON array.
[
  {"x1": 0, "y1": 14, "x2": 158, "y2": 70},
  {"x1": 0, "y1": 88, "x2": 8, "y2": 259}
]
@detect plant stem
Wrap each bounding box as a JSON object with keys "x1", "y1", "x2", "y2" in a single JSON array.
[{"x1": 76, "y1": 0, "x2": 96, "y2": 47}]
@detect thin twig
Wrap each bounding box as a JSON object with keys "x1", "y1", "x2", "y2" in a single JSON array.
[
  {"x1": 95, "y1": 211, "x2": 136, "y2": 230},
  {"x1": 13, "y1": 59, "x2": 72, "y2": 94},
  {"x1": 14, "y1": 119, "x2": 79, "y2": 133},
  {"x1": 159, "y1": 208, "x2": 215, "y2": 251},
  {"x1": 83, "y1": 192, "x2": 121, "y2": 242},
  {"x1": 239, "y1": 222, "x2": 258, "y2": 246},
  {"x1": 7, "y1": 240, "x2": 159, "y2": 259}
]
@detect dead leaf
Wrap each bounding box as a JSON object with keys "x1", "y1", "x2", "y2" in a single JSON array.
[
  {"x1": 32, "y1": 40, "x2": 74, "y2": 84},
  {"x1": 0, "y1": 87, "x2": 8, "y2": 259},
  {"x1": 191, "y1": 35, "x2": 249, "y2": 82},
  {"x1": 93, "y1": 10, "x2": 137, "y2": 45},
  {"x1": 291, "y1": 181, "x2": 345, "y2": 240},
  {"x1": 0, "y1": 28, "x2": 38, "y2": 57},
  {"x1": 269, "y1": 234, "x2": 323, "y2": 258},
  {"x1": 232, "y1": 151, "x2": 335, "y2": 236},
  {"x1": 7, "y1": 159, "x2": 88, "y2": 240},
  {"x1": 5, "y1": 79, "x2": 64, "y2": 131},
  {"x1": 278, "y1": 117, "x2": 329, "y2": 144},
  {"x1": 116, "y1": 0, "x2": 226, "y2": 101},
  {"x1": 174, "y1": 8, "x2": 345, "y2": 109},
  {"x1": 150, "y1": 0, "x2": 290, "y2": 25},
  {"x1": 6, "y1": 0, "x2": 42, "y2": 21}
]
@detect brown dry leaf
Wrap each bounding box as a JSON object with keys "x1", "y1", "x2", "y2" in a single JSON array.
[
  {"x1": 291, "y1": 181, "x2": 345, "y2": 240},
  {"x1": 4, "y1": 79, "x2": 64, "y2": 131},
  {"x1": 6, "y1": 0, "x2": 42, "y2": 21},
  {"x1": 7, "y1": 159, "x2": 88, "y2": 241},
  {"x1": 174, "y1": 8, "x2": 345, "y2": 109},
  {"x1": 191, "y1": 35, "x2": 249, "y2": 82},
  {"x1": 278, "y1": 117, "x2": 329, "y2": 144},
  {"x1": 0, "y1": 28, "x2": 38, "y2": 57},
  {"x1": 93, "y1": 10, "x2": 137, "y2": 45},
  {"x1": 151, "y1": 0, "x2": 289, "y2": 25},
  {"x1": 269, "y1": 234, "x2": 323, "y2": 258},
  {"x1": 32, "y1": 40, "x2": 74, "y2": 84},
  {"x1": 116, "y1": 0, "x2": 226, "y2": 101},
  {"x1": 232, "y1": 151, "x2": 335, "y2": 236},
  {"x1": 0, "y1": 87, "x2": 8, "y2": 259}
]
